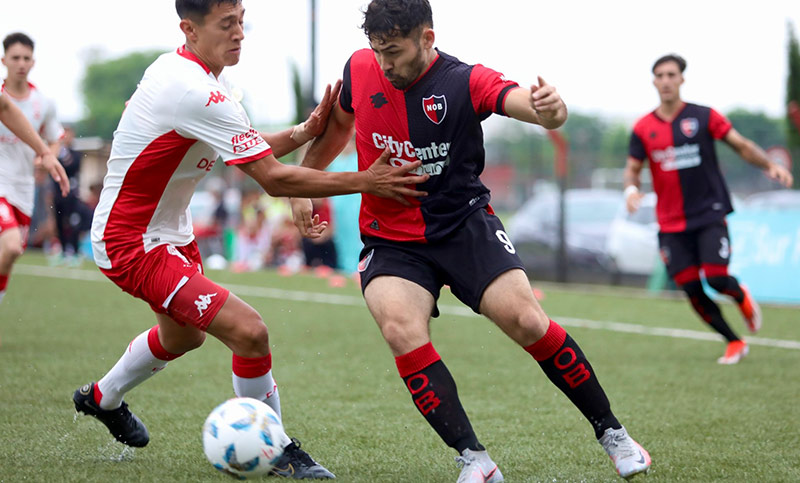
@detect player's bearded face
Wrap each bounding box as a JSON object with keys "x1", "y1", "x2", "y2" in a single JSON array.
[{"x1": 371, "y1": 34, "x2": 428, "y2": 90}]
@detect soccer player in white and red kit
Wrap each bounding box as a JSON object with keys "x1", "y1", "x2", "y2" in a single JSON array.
[
  {"x1": 0, "y1": 32, "x2": 67, "y2": 308},
  {"x1": 72, "y1": 1, "x2": 428, "y2": 478}
]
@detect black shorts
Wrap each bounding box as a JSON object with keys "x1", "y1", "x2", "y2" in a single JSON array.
[
  {"x1": 357, "y1": 208, "x2": 525, "y2": 317},
  {"x1": 658, "y1": 219, "x2": 731, "y2": 279}
]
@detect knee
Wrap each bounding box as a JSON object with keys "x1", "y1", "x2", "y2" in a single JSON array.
[
  {"x1": 509, "y1": 309, "x2": 550, "y2": 344},
  {"x1": 0, "y1": 244, "x2": 24, "y2": 265},
  {"x1": 680, "y1": 280, "x2": 705, "y2": 297},
  {"x1": 705, "y1": 276, "x2": 731, "y2": 293},
  {"x1": 231, "y1": 312, "x2": 270, "y2": 356}
]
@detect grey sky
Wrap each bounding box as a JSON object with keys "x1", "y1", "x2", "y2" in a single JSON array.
[{"x1": 2, "y1": 0, "x2": 799, "y2": 129}]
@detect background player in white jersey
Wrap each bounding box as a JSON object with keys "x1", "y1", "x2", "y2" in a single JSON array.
[
  {"x1": 72, "y1": 1, "x2": 428, "y2": 479},
  {"x1": 0, "y1": 32, "x2": 66, "y2": 308}
]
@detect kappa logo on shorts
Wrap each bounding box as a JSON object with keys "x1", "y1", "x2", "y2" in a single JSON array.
[
  {"x1": 195, "y1": 292, "x2": 218, "y2": 317},
  {"x1": 358, "y1": 249, "x2": 375, "y2": 273},
  {"x1": 0, "y1": 203, "x2": 11, "y2": 222}
]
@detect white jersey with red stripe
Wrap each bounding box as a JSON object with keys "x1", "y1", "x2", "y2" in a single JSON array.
[
  {"x1": 0, "y1": 84, "x2": 63, "y2": 216},
  {"x1": 91, "y1": 46, "x2": 272, "y2": 270}
]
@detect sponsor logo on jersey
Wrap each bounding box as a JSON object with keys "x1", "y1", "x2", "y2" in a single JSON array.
[
  {"x1": 651, "y1": 144, "x2": 701, "y2": 171},
  {"x1": 358, "y1": 249, "x2": 375, "y2": 272},
  {"x1": 231, "y1": 128, "x2": 265, "y2": 154},
  {"x1": 680, "y1": 117, "x2": 698, "y2": 138},
  {"x1": 205, "y1": 90, "x2": 228, "y2": 107},
  {"x1": 370, "y1": 92, "x2": 388, "y2": 109},
  {"x1": 371, "y1": 133, "x2": 451, "y2": 177},
  {"x1": 195, "y1": 292, "x2": 218, "y2": 316},
  {"x1": 422, "y1": 94, "x2": 447, "y2": 124}
]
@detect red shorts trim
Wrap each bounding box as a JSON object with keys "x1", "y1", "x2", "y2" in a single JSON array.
[
  {"x1": 0, "y1": 198, "x2": 31, "y2": 249},
  {"x1": 100, "y1": 242, "x2": 230, "y2": 330}
]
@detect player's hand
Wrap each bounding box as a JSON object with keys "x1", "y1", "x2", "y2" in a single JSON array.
[
  {"x1": 766, "y1": 162, "x2": 794, "y2": 188},
  {"x1": 625, "y1": 190, "x2": 644, "y2": 214},
  {"x1": 289, "y1": 197, "x2": 328, "y2": 239},
  {"x1": 364, "y1": 148, "x2": 429, "y2": 206},
  {"x1": 530, "y1": 76, "x2": 563, "y2": 124},
  {"x1": 35, "y1": 152, "x2": 70, "y2": 197},
  {"x1": 302, "y1": 80, "x2": 343, "y2": 139}
]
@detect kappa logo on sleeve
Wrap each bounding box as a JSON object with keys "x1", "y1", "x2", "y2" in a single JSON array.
[{"x1": 205, "y1": 91, "x2": 228, "y2": 107}]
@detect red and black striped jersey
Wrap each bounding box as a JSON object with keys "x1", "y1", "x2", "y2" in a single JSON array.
[
  {"x1": 340, "y1": 48, "x2": 518, "y2": 242},
  {"x1": 629, "y1": 103, "x2": 733, "y2": 233}
]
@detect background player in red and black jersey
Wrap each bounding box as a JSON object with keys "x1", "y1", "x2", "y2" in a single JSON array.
[
  {"x1": 624, "y1": 54, "x2": 793, "y2": 365},
  {"x1": 291, "y1": 1, "x2": 650, "y2": 480}
]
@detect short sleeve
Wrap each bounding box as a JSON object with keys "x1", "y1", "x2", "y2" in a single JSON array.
[
  {"x1": 40, "y1": 98, "x2": 64, "y2": 144},
  {"x1": 174, "y1": 88, "x2": 272, "y2": 166},
  {"x1": 708, "y1": 108, "x2": 732, "y2": 140},
  {"x1": 628, "y1": 130, "x2": 646, "y2": 163},
  {"x1": 339, "y1": 57, "x2": 354, "y2": 114},
  {"x1": 469, "y1": 64, "x2": 519, "y2": 116}
]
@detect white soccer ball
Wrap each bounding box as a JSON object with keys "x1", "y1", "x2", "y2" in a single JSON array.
[{"x1": 202, "y1": 397, "x2": 285, "y2": 479}]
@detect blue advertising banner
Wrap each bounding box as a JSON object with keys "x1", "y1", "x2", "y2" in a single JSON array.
[{"x1": 728, "y1": 210, "x2": 800, "y2": 304}]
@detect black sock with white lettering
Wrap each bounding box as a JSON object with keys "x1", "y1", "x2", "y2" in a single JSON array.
[
  {"x1": 525, "y1": 321, "x2": 621, "y2": 439},
  {"x1": 395, "y1": 343, "x2": 483, "y2": 453}
]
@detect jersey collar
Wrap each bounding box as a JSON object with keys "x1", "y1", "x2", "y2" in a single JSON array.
[{"x1": 176, "y1": 45, "x2": 212, "y2": 75}]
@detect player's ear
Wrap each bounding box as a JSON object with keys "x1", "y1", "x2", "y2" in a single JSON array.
[
  {"x1": 179, "y1": 18, "x2": 198, "y2": 41},
  {"x1": 420, "y1": 28, "x2": 435, "y2": 50}
]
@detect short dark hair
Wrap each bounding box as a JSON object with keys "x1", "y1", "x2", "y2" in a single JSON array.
[
  {"x1": 175, "y1": 0, "x2": 241, "y2": 22},
  {"x1": 3, "y1": 32, "x2": 34, "y2": 53},
  {"x1": 652, "y1": 54, "x2": 686, "y2": 73},
  {"x1": 361, "y1": 0, "x2": 433, "y2": 41}
]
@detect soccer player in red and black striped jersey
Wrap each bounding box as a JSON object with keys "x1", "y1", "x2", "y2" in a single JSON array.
[
  {"x1": 292, "y1": 1, "x2": 650, "y2": 480},
  {"x1": 624, "y1": 54, "x2": 793, "y2": 365}
]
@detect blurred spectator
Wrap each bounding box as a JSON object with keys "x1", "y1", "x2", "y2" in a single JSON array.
[
  {"x1": 52, "y1": 125, "x2": 92, "y2": 263},
  {"x1": 301, "y1": 198, "x2": 337, "y2": 270},
  {"x1": 325, "y1": 138, "x2": 362, "y2": 273}
]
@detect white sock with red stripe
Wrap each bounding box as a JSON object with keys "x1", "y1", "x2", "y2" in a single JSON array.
[
  {"x1": 96, "y1": 326, "x2": 183, "y2": 410},
  {"x1": 231, "y1": 353, "x2": 282, "y2": 420}
]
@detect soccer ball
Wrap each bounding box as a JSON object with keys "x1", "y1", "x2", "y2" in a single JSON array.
[{"x1": 202, "y1": 397, "x2": 285, "y2": 479}]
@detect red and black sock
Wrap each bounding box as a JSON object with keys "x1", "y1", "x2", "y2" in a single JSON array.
[
  {"x1": 705, "y1": 275, "x2": 745, "y2": 304},
  {"x1": 681, "y1": 280, "x2": 740, "y2": 342},
  {"x1": 525, "y1": 320, "x2": 621, "y2": 439},
  {"x1": 395, "y1": 342, "x2": 483, "y2": 454}
]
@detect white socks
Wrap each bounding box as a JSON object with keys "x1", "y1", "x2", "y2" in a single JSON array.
[{"x1": 96, "y1": 328, "x2": 171, "y2": 409}]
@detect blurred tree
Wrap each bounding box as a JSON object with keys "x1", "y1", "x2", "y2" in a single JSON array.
[
  {"x1": 718, "y1": 109, "x2": 787, "y2": 193},
  {"x1": 787, "y1": 22, "x2": 800, "y2": 179},
  {"x1": 76, "y1": 50, "x2": 164, "y2": 140}
]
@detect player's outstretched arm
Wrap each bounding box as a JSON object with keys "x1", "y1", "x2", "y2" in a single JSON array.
[
  {"x1": 238, "y1": 149, "x2": 429, "y2": 202},
  {"x1": 504, "y1": 76, "x2": 567, "y2": 129},
  {"x1": 724, "y1": 128, "x2": 794, "y2": 188},
  {"x1": 0, "y1": 95, "x2": 69, "y2": 196},
  {"x1": 260, "y1": 81, "x2": 343, "y2": 159},
  {"x1": 289, "y1": 100, "x2": 358, "y2": 238}
]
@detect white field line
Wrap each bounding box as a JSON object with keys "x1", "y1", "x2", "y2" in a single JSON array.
[{"x1": 15, "y1": 264, "x2": 800, "y2": 351}]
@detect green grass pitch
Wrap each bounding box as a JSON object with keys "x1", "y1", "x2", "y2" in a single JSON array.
[{"x1": 1, "y1": 253, "x2": 799, "y2": 482}]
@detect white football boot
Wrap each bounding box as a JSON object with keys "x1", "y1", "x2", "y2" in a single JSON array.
[
  {"x1": 598, "y1": 426, "x2": 651, "y2": 479},
  {"x1": 455, "y1": 448, "x2": 504, "y2": 483}
]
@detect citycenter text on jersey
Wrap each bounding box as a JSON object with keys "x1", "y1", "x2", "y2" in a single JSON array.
[{"x1": 372, "y1": 132, "x2": 451, "y2": 177}]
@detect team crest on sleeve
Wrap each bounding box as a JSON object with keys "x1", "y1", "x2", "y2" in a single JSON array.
[
  {"x1": 422, "y1": 95, "x2": 447, "y2": 124},
  {"x1": 680, "y1": 118, "x2": 699, "y2": 138}
]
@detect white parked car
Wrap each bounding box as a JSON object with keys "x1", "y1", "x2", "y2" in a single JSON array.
[{"x1": 605, "y1": 193, "x2": 660, "y2": 275}]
